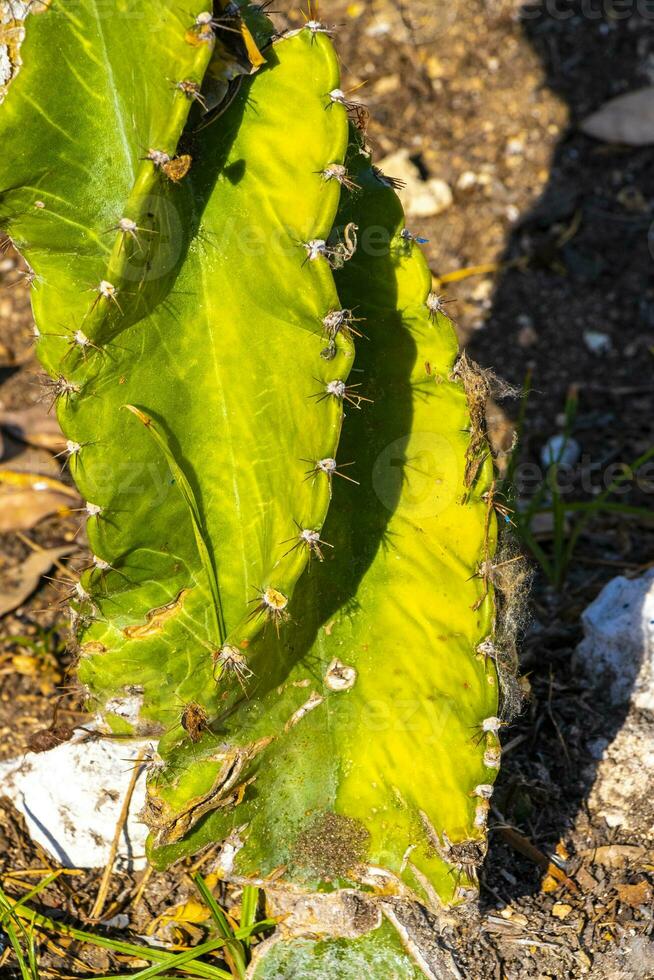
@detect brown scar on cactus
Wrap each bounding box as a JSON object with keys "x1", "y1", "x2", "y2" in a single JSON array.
[
  {"x1": 483, "y1": 745, "x2": 502, "y2": 770},
  {"x1": 284, "y1": 691, "x2": 324, "y2": 731},
  {"x1": 452, "y1": 352, "x2": 490, "y2": 489},
  {"x1": 144, "y1": 148, "x2": 192, "y2": 182},
  {"x1": 122, "y1": 589, "x2": 190, "y2": 639},
  {"x1": 180, "y1": 701, "x2": 209, "y2": 743},
  {"x1": 453, "y1": 352, "x2": 521, "y2": 490},
  {"x1": 147, "y1": 736, "x2": 273, "y2": 846},
  {"x1": 418, "y1": 812, "x2": 483, "y2": 897}
]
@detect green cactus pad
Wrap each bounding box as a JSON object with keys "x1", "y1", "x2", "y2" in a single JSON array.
[
  {"x1": 146, "y1": 132, "x2": 500, "y2": 914},
  {"x1": 1, "y1": 6, "x2": 506, "y2": 971},
  {"x1": 250, "y1": 920, "x2": 425, "y2": 980}
]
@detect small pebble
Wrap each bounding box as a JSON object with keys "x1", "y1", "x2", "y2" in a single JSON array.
[
  {"x1": 583, "y1": 330, "x2": 612, "y2": 355},
  {"x1": 541, "y1": 435, "x2": 581, "y2": 469}
]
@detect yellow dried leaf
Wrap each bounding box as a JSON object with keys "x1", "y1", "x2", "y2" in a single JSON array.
[
  {"x1": 552, "y1": 902, "x2": 573, "y2": 919},
  {"x1": 12, "y1": 653, "x2": 39, "y2": 675}
]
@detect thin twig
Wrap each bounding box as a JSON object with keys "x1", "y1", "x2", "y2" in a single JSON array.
[
  {"x1": 130, "y1": 864, "x2": 154, "y2": 912},
  {"x1": 89, "y1": 748, "x2": 146, "y2": 921}
]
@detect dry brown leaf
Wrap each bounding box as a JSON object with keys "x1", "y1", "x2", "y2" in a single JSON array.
[
  {"x1": 0, "y1": 470, "x2": 79, "y2": 532},
  {"x1": 614, "y1": 880, "x2": 652, "y2": 908},
  {"x1": 584, "y1": 844, "x2": 647, "y2": 868},
  {"x1": 0, "y1": 488, "x2": 76, "y2": 531},
  {"x1": 0, "y1": 444, "x2": 62, "y2": 479},
  {"x1": 580, "y1": 88, "x2": 654, "y2": 146},
  {"x1": 574, "y1": 866, "x2": 599, "y2": 893},
  {"x1": 0, "y1": 404, "x2": 66, "y2": 452},
  {"x1": 0, "y1": 545, "x2": 75, "y2": 617}
]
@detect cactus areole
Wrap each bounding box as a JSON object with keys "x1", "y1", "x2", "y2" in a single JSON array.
[{"x1": 0, "y1": 1, "x2": 518, "y2": 974}]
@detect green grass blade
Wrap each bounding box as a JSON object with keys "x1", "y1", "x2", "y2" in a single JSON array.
[
  {"x1": 10, "y1": 904, "x2": 230, "y2": 980},
  {"x1": 193, "y1": 874, "x2": 246, "y2": 979},
  {"x1": 238, "y1": 887, "x2": 259, "y2": 951},
  {"x1": 0, "y1": 893, "x2": 37, "y2": 980},
  {"x1": 0, "y1": 872, "x2": 63, "y2": 925},
  {"x1": 128, "y1": 922, "x2": 274, "y2": 980}
]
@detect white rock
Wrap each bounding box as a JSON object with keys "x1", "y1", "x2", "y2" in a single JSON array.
[
  {"x1": 575, "y1": 569, "x2": 654, "y2": 710},
  {"x1": 365, "y1": 19, "x2": 391, "y2": 38},
  {"x1": 580, "y1": 87, "x2": 654, "y2": 147},
  {"x1": 540, "y1": 434, "x2": 581, "y2": 469},
  {"x1": 0, "y1": 736, "x2": 152, "y2": 869},
  {"x1": 583, "y1": 330, "x2": 612, "y2": 354},
  {"x1": 377, "y1": 149, "x2": 453, "y2": 218},
  {"x1": 587, "y1": 715, "x2": 654, "y2": 833},
  {"x1": 456, "y1": 171, "x2": 478, "y2": 191}
]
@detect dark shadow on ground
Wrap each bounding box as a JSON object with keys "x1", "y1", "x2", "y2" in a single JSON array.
[{"x1": 465, "y1": 1, "x2": 654, "y2": 909}]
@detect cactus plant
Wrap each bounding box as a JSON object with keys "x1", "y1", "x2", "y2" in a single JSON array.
[{"x1": 0, "y1": 1, "x2": 517, "y2": 973}]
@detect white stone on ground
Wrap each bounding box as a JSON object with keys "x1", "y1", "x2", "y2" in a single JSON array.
[
  {"x1": 0, "y1": 735, "x2": 151, "y2": 869},
  {"x1": 377, "y1": 149, "x2": 453, "y2": 218},
  {"x1": 576, "y1": 570, "x2": 654, "y2": 833},
  {"x1": 575, "y1": 568, "x2": 654, "y2": 710}
]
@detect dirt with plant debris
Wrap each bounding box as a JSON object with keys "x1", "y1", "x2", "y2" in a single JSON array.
[{"x1": 1, "y1": 0, "x2": 654, "y2": 977}]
